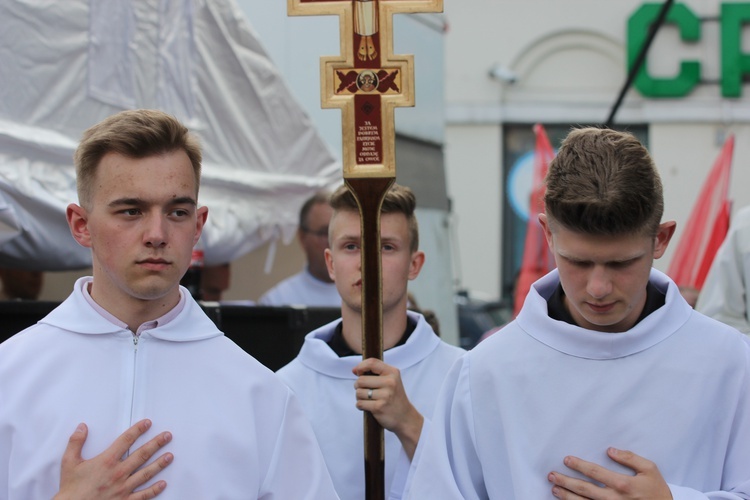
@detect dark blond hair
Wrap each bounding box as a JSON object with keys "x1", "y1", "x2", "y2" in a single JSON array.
[
  {"x1": 73, "y1": 109, "x2": 202, "y2": 208},
  {"x1": 544, "y1": 127, "x2": 663, "y2": 237},
  {"x1": 329, "y1": 183, "x2": 419, "y2": 252}
]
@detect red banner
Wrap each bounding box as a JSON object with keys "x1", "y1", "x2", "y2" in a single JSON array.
[
  {"x1": 513, "y1": 124, "x2": 556, "y2": 317},
  {"x1": 667, "y1": 134, "x2": 734, "y2": 289}
]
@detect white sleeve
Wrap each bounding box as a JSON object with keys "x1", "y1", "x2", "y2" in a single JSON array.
[
  {"x1": 405, "y1": 356, "x2": 488, "y2": 500},
  {"x1": 259, "y1": 390, "x2": 340, "y2": 500},
  {"x1": 668, "y1": 484, "x2": 750, "y2": 500},
  {"x1": 388, "y1": 417, "x2": 431, "y2": 500},
  {"x1": 0, "y1": 415, "x2": 7, "y2": 499},
  {"x1": 697, "y1": 212, "x2": 750, "y2": 333},
  {"x1": 257, "y1": 288, "x2": 277, "y2": 306},
  {"x1": 666, "y1": 342, "x2": 750, "y2": 499}
]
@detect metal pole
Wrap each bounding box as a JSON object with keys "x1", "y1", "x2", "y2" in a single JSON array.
[{"x1": 605, "y1": 0, "x2": 674, "y2": 127}]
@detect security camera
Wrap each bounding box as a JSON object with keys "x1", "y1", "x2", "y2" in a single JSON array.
[{"x1": 488, "y1": 64, "x2": 518, "y2": 84}]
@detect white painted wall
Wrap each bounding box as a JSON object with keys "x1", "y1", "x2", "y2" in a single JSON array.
[{"x1": 445, "y1": 124, "x2": 502, "y2": 299}]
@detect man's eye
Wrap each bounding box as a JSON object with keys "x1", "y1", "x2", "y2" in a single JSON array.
[
  {"x1": 610, "y1": 260, "x2": 634, "y2": 270},
  {"x1": 122, "y1": 209, "x2": 140, "y2": 216},
  {"x1": 570, "y1": 260, "x2": 590, "y2": 268}
]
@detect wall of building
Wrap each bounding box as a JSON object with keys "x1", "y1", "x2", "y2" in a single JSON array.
[
  {"x1": 445, "y1": 124, "x2": 502, "y2": 299},
  {"x1": 444, "y1": 0, "x2": 750, "y2": 300}
]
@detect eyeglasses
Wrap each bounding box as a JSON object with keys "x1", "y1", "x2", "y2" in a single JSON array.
[{"x1": 301, "y1": 226, "x2": 329, "y2": 238}]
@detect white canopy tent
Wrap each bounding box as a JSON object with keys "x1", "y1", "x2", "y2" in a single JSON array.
[{"x1": 0, "y1": 0, "x2": 341, "y2": 270}]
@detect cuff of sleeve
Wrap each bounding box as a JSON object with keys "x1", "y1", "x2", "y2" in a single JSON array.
[
  {"x1": 667, "y1": 483, "x2": 710, "y2": 500},
  {"x1": 389, "y1": 419, "x2": 431, "y2": 500}
]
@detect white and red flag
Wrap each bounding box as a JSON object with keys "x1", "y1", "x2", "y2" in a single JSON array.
[
  {"x1": 667, "y1": 134, "x2": 734, "y2": 290},
  {"x1": 513, "y1": 124, "x2": 556, "y2": 317}
]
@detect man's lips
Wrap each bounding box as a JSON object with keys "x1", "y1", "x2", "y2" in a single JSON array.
[
  {"x1": 138, "y1": 258, "x2": 171, "y2": 271},
  {"x1": 586, "y1": 301, "x2": 615, "y2": 313}
]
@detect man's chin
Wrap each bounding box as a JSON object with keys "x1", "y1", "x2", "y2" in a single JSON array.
[
  {"x1": 581, "y1": 315, "x2": 630, "y2": 333},
  {"x1": 130, "y1": 279, "x2": 180, "y2": 302},
  {"x1": 342, "y1": 300, "x2": 363, "y2": 314}
]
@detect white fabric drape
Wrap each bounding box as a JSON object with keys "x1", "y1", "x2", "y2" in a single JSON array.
[{"x1": 0, "y1": 0, "x2": 341, "y2": 269}]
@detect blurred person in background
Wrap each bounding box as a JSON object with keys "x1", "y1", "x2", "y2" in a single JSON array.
[
  {"x1": 258, "y1": 191, "x2": 340, "y2": 307},
  {"x1": 0, "y1": 268, "x2": 43, "y2": 300}
]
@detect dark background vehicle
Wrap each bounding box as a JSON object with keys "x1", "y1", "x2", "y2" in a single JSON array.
[{"x1": 455, "y1": 290, "x2": 511, "y2": 350}]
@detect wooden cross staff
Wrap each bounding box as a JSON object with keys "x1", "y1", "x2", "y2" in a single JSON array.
[{"x1": 288, "y1": 1, "x2": 442, "y2": 498}]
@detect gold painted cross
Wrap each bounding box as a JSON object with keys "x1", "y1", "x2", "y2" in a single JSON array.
[
  {"x1": 288, "y1": 0, "x2": 442, "y2": 178},
  {"x1": 287, "y1": 2, "x2": 442, "y2": 499}
]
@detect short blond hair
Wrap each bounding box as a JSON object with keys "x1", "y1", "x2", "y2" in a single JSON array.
[
  {"x1": 73, "y1": 109, "x2": 202, "y2": 208},
  {"x1": 329, "y1": 183, "x2": 419, "y2": 252}
]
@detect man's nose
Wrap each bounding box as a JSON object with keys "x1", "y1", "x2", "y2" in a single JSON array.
[
  {"x1": 587, "y1": 266, "x2": 612, "y2": 299},
  {"x1": 144, "y1": 214, "x2": 168, "y2": 248}
]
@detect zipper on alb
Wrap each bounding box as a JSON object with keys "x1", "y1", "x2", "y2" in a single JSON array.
[{"x1": 126, "y1": 334, "x2": 139, "y2": 456}]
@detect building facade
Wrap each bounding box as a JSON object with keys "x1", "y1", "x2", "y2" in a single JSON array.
[{"x1": 445, "y1": 0, "x2": 750, "y2": 303}]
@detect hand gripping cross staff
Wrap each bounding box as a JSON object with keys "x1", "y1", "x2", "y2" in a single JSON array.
[{"x1": 288, "y1": 1, "x2": 442, "y2": 499}]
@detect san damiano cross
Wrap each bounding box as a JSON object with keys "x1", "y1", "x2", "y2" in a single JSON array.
[
  {"x1": 287, "y1": 1, "x2": 442, "y2": 499},
  {"x1": 288, "y1": 0, "x2": 441, "y2": 177}
]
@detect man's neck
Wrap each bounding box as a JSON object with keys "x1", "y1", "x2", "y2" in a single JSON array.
[
  {"x1": 547, "y1": 282, "x2": 665, "y2": 331},
  {"x1": 88, "y1": 281, "x2": 181, "y2": 333},
  {"x1": 340, "y1": 303, "x2": 409, "y2": 354},
  {"x1": 307, "y1": 265, "x2": 333, "y2": 284}
]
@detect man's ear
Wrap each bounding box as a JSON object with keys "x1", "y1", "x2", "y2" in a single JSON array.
[
  {"x1": 653, "y1": 220, "x2": 677, "y2": 259},
  {"x1": 408, "y1": 250, "x2": 426, "y2": 281},
  {"x1": 324, "y1": 248, "x2": 335, "y2": 282},
  {"x1": 539, "y1": 213, "x2": 554, "y2": 249},
  {"x1": 66, "y1": 203, "x2": 92, "y2": 248},
  {"x1": 194, "y1": 206, "x2": 209, "y2": 246}
]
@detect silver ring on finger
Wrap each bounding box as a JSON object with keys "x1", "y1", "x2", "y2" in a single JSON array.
[{"x1": 367, "y1": 388, "x2": 373, "y2": 400}]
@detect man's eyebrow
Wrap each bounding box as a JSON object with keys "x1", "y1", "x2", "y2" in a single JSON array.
[
  {"x1": 608, "y1": 254, "x2": 644, "y2": 264},
  {"x1": 558, "y1": 252, "x2": 644, "y2": 263},
  {"x1": 170, "y1": 196, "x2": 197, "y2": 206},
  {"x1": 335, "y1": 233, "x2": 361, "y2": 241},
  {"x1": 107, "y1": 196, "x2": 197, "y2": 208},
  {"x1": 108, "y1": 197, "x2": 143, "y2": 208}
]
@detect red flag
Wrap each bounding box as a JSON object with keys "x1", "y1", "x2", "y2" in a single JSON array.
[
  {"x1": 513, "y1": 124, "x2": 556, "y2": 317},
  {"x1": 667, "y1": 134, "x2": 734, "y2": 290}
]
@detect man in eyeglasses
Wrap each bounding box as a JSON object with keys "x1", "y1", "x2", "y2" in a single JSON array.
[{"x1": 258, "y1": 191, "x2": 341, "y2": 307}]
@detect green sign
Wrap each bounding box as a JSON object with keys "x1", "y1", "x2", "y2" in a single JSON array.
[{"x1": 629, "y1": 2, "x2": 750, "y2": 97}]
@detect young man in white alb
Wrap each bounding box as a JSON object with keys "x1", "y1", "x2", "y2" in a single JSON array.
[
  {"x1": 407, "y1": 128, "x2": 750, "y2": 499},
  {"x1": 277, "y1": 183, "x2": 464, "y2": 500},
  {"x1": 0, "y1": 109, "x2": 338, "y2": 500}
]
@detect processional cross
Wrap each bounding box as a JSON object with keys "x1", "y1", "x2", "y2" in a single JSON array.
[{"x1": 287, "y1": 1, "x2": 442, "y2": 498}]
